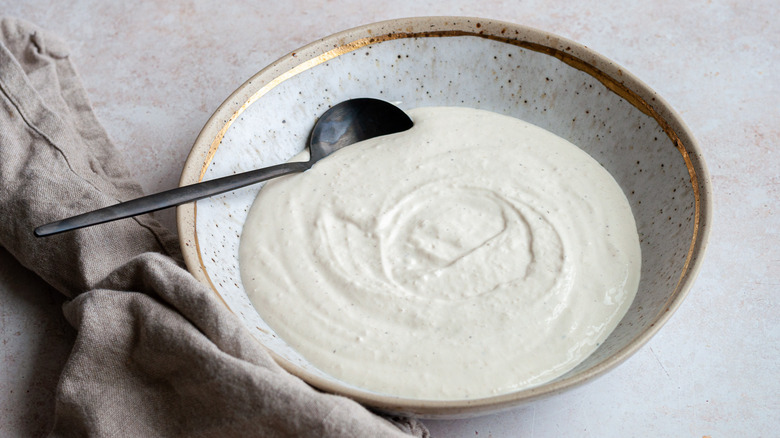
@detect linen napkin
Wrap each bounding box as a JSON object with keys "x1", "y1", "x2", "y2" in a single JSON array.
[{"x1": 0, "y1": 17, "x2": 428, "y2": 437}]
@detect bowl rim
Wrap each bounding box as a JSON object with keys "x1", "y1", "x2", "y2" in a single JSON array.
[{"x1": 176, "y1": 16, "x2": 713, "y2": 417}]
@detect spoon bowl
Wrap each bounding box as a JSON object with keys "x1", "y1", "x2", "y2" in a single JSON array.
[
  {"x1": 34, "y1": 98, "x2": 412, "y2": 237},
  {"x1": 309, "y1": 98, "x2": 414, "y2": 162}
]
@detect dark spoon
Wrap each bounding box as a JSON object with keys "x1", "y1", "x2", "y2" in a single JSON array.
[{"x1": 34, "y1": 98, "x2": 413, "y2": 237}]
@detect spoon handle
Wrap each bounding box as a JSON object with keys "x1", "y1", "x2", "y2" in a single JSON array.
[{"x1": 34, "y1": 161, "x2": 310, "y2": 237}]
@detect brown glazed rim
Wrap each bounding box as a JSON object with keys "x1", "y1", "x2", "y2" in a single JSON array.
[{"x1": 177, "y1": 17, "x2": 712, "y2": 417}]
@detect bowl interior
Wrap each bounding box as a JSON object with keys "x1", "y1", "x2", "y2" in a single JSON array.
[{"x1": 177, "y1": 17, "x2": 709, "y2": 417}]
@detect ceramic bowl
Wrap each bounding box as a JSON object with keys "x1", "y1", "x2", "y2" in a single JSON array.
[{"x1": 177, "y1": 17, "x2": 712, "y2": 418}]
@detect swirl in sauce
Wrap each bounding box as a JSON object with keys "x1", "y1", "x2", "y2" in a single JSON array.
[{"x1": 240, "y1": 107, "x2": 641, "y2": 400}]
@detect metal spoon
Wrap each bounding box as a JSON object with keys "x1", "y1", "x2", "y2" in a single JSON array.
[{"x1": 34, "y1": 98, "x2": 413, "y2": 237}]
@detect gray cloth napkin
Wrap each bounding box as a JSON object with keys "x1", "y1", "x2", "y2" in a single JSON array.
[{"x1": 0, "y1": 17, "x2": 428, "y2": 437}]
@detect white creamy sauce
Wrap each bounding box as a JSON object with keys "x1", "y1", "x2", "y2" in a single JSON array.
[{"x1": 239, "y1": 107, "x2": 641, "y2": 400}]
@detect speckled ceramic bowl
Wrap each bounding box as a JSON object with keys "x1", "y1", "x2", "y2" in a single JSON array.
[{"x1": 177, "y1": 17, "x2": 712, "y2": 418}]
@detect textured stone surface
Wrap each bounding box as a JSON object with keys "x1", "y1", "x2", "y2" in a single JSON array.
[{"x1": 1, "y1": 1, "x2": 777, "y2": 436}]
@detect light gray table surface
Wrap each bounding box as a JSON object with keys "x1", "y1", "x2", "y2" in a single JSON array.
[{"x1": 1, "y1": 1, "x2": 777, "y2": 436}]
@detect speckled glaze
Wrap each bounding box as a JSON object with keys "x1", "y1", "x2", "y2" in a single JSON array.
[{"x1": 177, "y1": 17, "x2": 711, "y2": 418}]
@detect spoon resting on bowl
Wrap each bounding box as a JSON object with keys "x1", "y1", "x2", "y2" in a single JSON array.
[{"x1": 34, "y1": 98, "x2": 413, "y2": 237}]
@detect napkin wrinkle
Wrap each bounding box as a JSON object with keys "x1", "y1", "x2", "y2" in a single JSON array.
[
  {"x1": 0, "y1": 16, "x2": 426, "y2": 437},
  {"x1": 89, "y1": 253, "x2": 272, "y2": 364},
  {"x1": 0, "y1": 18, "x2": 180, "y2": 295},
  {"x1": 1, "y1": 15, "x2": 174, "y2": 235}
]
